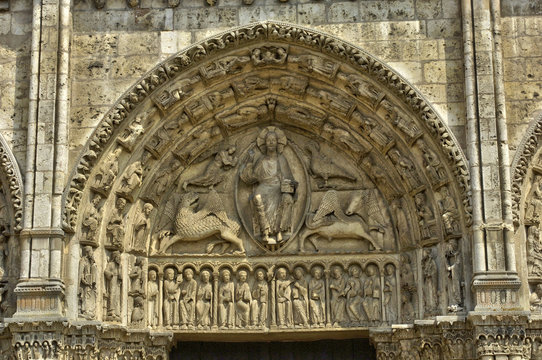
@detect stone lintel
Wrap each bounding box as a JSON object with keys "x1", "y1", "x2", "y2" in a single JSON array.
[{"x1": 20, "y1": 227, "x2": 65, "y2": 240}]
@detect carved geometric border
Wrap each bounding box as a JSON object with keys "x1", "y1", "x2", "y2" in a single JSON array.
[
  {"x1": 511, "y1": 111, "x2": 542, "y2": 225},
  {"x1": 0, "y1": 133, "x2": 23, "y2": 231},
  {"x1": 62, "y1": 20, "x2": 472, "y2": 231}
]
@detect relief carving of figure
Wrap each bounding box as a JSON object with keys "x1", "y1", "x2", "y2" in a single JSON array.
[
  {"x1": 391, "y1": 198, "x2": 412, "y2": 249},
  {"x1": 322, "y1": 122, "x2": 368, "y2": 156},
  {"x1": 389, "y1": 148, "x2": 422, "y2": 190},
  {"x1": 445, "y1": 239, "x2": 463, "y2": 312},
  {"x1": 416, "y1": 139, "x2": 445, "y2": 183},
  {"x1": 362, "y1": 264, "x2": 381, "y2": 326},
  {"x1": 78, "y1": 246, "x2": 97, "y2": 320},
  {"x1": 345, "y1": 265, "x2": 364, "y2": 324},
  {"x1": 235, "y1": 270, "x2": 252, "y2": 328},
  {"x1": 179, "y1": 268, "x2": 197, "y2": 329},
  {"x1": 196, "y1": 270, "x2": 212, "y2": 329},
  {"x1": 400, "y1": 254, "x2": 416, "y2": 322},
  {"x1": 250, "y1": 269, "x2": 268, "y2": 328},
  {"x1": 526, "y1": 177, "x2": 542, "y2": 223},
  {"x1": 292, "y1": 267, "x2": 309, "y2": 328},
  {"x1": 147, "y1": 270, "x2": 159, "y2": 327},
  {"x1": 240, "y1": 127, "x2": 296, "y2": 245},
  {"x1": 383, "y1": 264, "x2": 397, "y2": 323},
  {"x1": 91, "y1": 148, "x2": 122, "y2": 195},
  {"x1": 309, "y1": 266, "x2": 325, "y2": 327},
  {"x1": 438, "y1": 187, "x2": 460, "y2": 235},
  {"x1": 251, "y1": 47, "x2": 287, "y2": 66},
  {"x1": 104, "y1": 251, "x2": 122, "y2": 322},
  {"x1": 527, "y1": 226, "x2": 542, "y2": 276},
  {"x1": 132, "y1": 203, "x2": 153, "y2": 252},
  {"x1": 81, "y1": 195, "x2": 102, "y2": 245},
  {"x1": 276, "y1": 267, "x2": 293, "y2": 328},
  {"x1": 117, "y1": 161, "x2": 143, "y2": 201},
  {"x1": 288, "y1": 55, "x2": 339, "y2": 79},
  {"x1": 329, "y1": 265, "x2": 348, "y2": 327},
  {"x1": 305, "y1": 143, "x2": 357, "y2": 188},
  {"x1": 415, "y1": 192, "x2": 436, "y2": 240},
  {"x1": 131, "y1": 296, "x2": 145, "y2": 325},
  {"x1": 106, "y1": 197, "x2": 127, "y2": 249},
  {"x1": 422, "y1": 249, "x2": 439, "y2": 315},
  {"x1": 149, "y1": 159, "x2": 182, "y2": 201},
  {"x1": 163, "y1": 268, "x2": 181, "y2": 328},
  {"x1": 218, "y1": 269, "x2": 235, "y2": 329},
  {"x1": 118, "y1": 114, "x2": 145, "y2": 151},
  {"x1": 174, "y1": 126, "x2": 221, "y2": 164},
  {"x1": 530, "y1": 284, "x2": 542, "y2": 312},
  {"x1": 183, "y1": 146, "x2": 238, "y2": 191},
  {"x1": 129, "y1": 257, "x2": 144, "y2": 297}
]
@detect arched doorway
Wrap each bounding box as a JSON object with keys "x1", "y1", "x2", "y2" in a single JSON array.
[{"x1": 62, "y1": 21, "x2": 471, "y2": 353}]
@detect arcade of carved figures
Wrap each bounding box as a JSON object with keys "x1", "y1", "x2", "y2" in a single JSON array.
[{"x1": 0, "y1": 0, "x2": 541, "y2": 358}]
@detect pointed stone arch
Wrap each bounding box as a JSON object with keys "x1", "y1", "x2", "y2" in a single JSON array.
[{"x1": 63, "y1": 22, "x2": 472, "y2": 328}]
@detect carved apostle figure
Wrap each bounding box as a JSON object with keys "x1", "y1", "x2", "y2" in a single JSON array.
[
  {"x1": 179, "y1": 268, "x2": 197, "y2": 329},
  {"x1": 422, "y1": 248, "x2": 439, "y2": 314},
  {"x1": 362, "y1": 264, "x2": 381, "y2": 325},
  {"x1": 196, "y1": 270, "x2": 212, "y2": 329},
  {"x1": 250, "y1": 269, "x2": 268, "y2": 328},
  {"x1": 276, "y1": 267, "x2": 293, "y2": 328},
  {"x1": 346, "y1": 264, "x2": 364, "y2": 324},
  {"x1": 235, "y1": 270, "x2": 252, "y2": 328},
  {"x1": 106, "y1": 197, "x2": 126, "y2": 249},
  {"x1": 445, "y1": 239, "x2": 463, "y2": 312},
  {"x1": 131, "y1": 296, "x2": 145, "y2": 325},
  {"x1": 163, "y1": 268, "x2": 180, "y2": 328},
  {"x1": 147, "y1": 270, "x2": 159, "y2": 327},
  {"x1": 81, "y1": 195, "x2": 102, "y2": 244},
  {"x1": 240, "y1": 127, "x2": 296, "y2": 245},
  {"x1": 292, "y1": 267, "x2": 309, "y2": 328},
  {"x1": 78, "y1": 246, "x2": 97, "y2": 319},
  {"x1": 329, "y1": 265, "x2": 348, "y2": 327},
  {"x1": 132, "y1": 203, "x2": 153, "y2": 252},
  {"x1": 383, "y1": 264, "x2": 398, "y2": 323},
  {"x1": 218, "y1": 269, "x2": 235, "y2": 329},
  {"x1": 309, "y1": 266, "x2": 325, "y2": 327},
  {"x1": 104, "y1": 251, "x2": 122, "y2": 322}
]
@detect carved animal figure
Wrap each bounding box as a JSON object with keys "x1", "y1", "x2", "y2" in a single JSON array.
[
  {"x1": 298, "y1": 191, "x2": 381, "y2": 252},
  {"x1": 158, "y1": 191, "x2": 245, "y2": 254},
  {"x1": 305, "y1": 143, "x2": 357, "y2": 188}
]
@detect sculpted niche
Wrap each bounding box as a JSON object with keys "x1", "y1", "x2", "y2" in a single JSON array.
[{"x1": 65, "y1": 22, "x2": 470, "y2": 332}]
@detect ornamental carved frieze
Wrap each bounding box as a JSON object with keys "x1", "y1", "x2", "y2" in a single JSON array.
[{"x1": 65, "y1": 22, "x2": 471, "y2": 336}]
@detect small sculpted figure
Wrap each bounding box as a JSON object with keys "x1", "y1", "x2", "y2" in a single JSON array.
[
  {"x1": 362, "y1": 264, "x2": 381, "y2": 325},
  {"x1": 117, "y1": 161, "x2": 143, "y2": 199},
  {"x1": 78, "y1": 246, "x2": 97, "y2": 319},
  {"x1": 309, "y1": 267, "x2": 325, "y2": 327},
  {"x1": 526, "y1": 177, "x2": 542, "y2": 222},
  {"x1": 388, "y1": 148, "x2": 421, "y2": 190},
  {"x1": 445, "y1": 239, "x2": 463, "y2": 312},
  {"x1": 415, "y1": 192, "x2": 435, "y2": 239},
  {"x1": 92, "y1": 148, "x2": 121, "y2": 195},
  {"x1": 531, "y1": 285, "x2": 542, "y2": 312},
  {"x1": 81, "y1": 195, "x2": 102, "y2": 244},
  {"x1": 163, "y1": 268, "x2": 181, "y2": 328},
  {"x1": 179, "y1": 268, "x2": 197, "y2": 329},
  {"x1": 183, "y1": 146, "x2": 238, "y2": 191},
  {"x1": 218, "y1": 269, "x2": 235, "y2": 329},
  {"x1": 383, "y1": 264, "x2": 397, "y2": 323},
  {"x1": 329, "y1": 265, "x2": 348, "y2": 327},
  {"x1": 240, "y1": 127, "x2": 296, "y2": 245},
  {"x1": 345, "y1": 265, "x2": 364, "y2": 324},
  {"x1": 131, "y1": 296, "x2": 145, "y2": 325},
  {"x1": 129, "y1": 257, "x2": 144, "y2": 297},
  {"x1": 235, "y1": 270, "x2": 252, "y2": 328},
  {"x1": 416, "y1": 139, "x2": 445, "y2": 183},
  {"x1": 292, "y1": 267, "x2": 309, "y2": 328},
  {"x1": 196, "y1": 270, "x2": 212, "y2": 329},
  {"x1": 119, "y1": 115, "x2": 145, "y2": 149},
  {"x1": 528, "y1": 226, "x2": 542, "y2": 276},
  {"x1": 422, "y1": 249, "x2": 438, "y2": 314},
  {"x1": 106, "y1": 197, "x2": 126, "y2": 249},
  {"x1": 132, "y1": 203, "x2": 153, "y2": 252},
  {"x1": 147, "y1": 270, "x2": 159, "y2": 327},
  {"x1": 250, "y1": 269, "x2": 268, "y2": 328},
  {"x1": 276, "y1": 267, "x2": 293, "y2": 328},
  {"x1": 438, "y1": 187, "x2": 459, "y2": 235},
  {"x1": 104, "y1": 251, "x2": 122, "y2": 322}
]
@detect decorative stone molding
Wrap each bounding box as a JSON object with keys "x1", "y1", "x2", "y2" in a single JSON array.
[{"x1": 0, "y1": 134, "x2": 23, "y2": 232}]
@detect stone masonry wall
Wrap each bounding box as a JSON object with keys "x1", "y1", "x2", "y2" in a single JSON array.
[
  {"x1": 0, "y1": 0, "x2": 31, "y2": 170},
  {"x1": 502, "y1": 15, "x2": 542, "y2": 161},
  {"x1": 69, "y1": 0, "x2": 466, "y2": 171}
]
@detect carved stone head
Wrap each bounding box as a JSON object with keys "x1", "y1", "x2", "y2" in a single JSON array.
[
  {"x1": 221, "y1": 269, "x2": 231, "y2": 282},
  {"x1": 200, "y1": 270, "x2": 210, "y2": 283},
  {"x1": 183, "y1": 268, "x2": 194, "y2": 281},
  {"x1": 148, "y1": 270, "x2": 157, "y2": 281},
  {"x1": 238, "y1": 270, "x2": 248, "y2": 283}
]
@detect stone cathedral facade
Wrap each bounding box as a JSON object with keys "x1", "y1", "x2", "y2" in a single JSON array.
[{"x1": 0, "y1": 0, "x2": 541, "y2": 358}]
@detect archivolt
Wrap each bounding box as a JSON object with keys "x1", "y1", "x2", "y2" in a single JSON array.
[
  {"x1": 62, "y1": 21, "x2": 471, "y2": 235},
  {"x1": 0, "y1": 134, "x2": 23, "y2": 232}
]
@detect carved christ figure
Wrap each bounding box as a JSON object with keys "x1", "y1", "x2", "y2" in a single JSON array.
[{"x1": 240, "y1": 127, "x2": 296, "y2": 245}]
